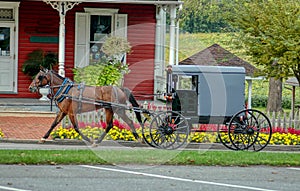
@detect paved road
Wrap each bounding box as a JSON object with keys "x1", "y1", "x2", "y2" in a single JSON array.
[
  {"x1": 0, "y1": 142, "x2": 300, "y2": 191},
  {"x1": 0, "y1": 165, "x2": 299, "y2": 191}
]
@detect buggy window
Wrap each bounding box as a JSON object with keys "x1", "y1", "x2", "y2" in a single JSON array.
[{"x1": 175, "y1": 75, "x2": 198, "y2": 91}]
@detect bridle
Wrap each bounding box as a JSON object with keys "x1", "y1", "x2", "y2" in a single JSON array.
[{"x1": 32, "y1": 70, "x2": 57, "y2": 99}]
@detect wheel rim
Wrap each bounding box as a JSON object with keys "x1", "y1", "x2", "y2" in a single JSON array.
[
  {"x1": 217, "y1": 124, "x2": 238, "y2": 150},
  {"x1": 141, "y1": 113, "x2": 158, "y2": 148},
  {"x1": 228, "y1": 109, "x2": 272, "y2": 151},
  {"x1": 149, "y1": 111, "x2": 189, "y2": 150}
]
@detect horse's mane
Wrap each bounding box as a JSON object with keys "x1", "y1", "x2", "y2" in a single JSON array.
[{"x1": 50, "y1": 70, "x2": 65, "y2": 80}]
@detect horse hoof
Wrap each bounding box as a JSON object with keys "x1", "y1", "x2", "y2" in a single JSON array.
[
  {"x1": 91, "y1": 143, "x2": 99, "y2": 148},
  {"x1": 136, "y1": 137, "x2": 144, "y2": 144},
  {"x1": 38, "y1": 138, "x2": 46, "y2": 144}
]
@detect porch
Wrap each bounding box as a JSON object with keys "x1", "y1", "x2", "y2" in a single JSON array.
[{"x1": 0, "y1": 98, "x2": 56, "y2": 112}]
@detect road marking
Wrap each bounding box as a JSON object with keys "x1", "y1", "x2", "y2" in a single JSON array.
[
  {"x1": 81, "y1": 165, "x2": 278, "y2": 191},
  {"x1": 0, "y1": 185, "x2": 31, "y2": 191}
]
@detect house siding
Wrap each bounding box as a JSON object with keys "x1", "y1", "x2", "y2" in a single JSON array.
[{"x1": 0, "y1": 0, "x2": 156, "y2": 99}]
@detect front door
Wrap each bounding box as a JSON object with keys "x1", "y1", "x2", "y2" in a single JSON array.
[{"x1": 0, "y1": 22, "x2": 15, "y2": 92}]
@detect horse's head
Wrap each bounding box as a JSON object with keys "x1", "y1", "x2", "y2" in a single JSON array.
[{"x1": 28, "y1": 67, "x2": 51, "y2": 93}]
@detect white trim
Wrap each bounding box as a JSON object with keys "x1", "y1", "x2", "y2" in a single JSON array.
[
  {"x1": 84, "y1": 8, "x2": 119, "y2": 15},
  {"x1": 0, "y1": 1, "x2": 20, "y2": 8},
  {"x1": 46, "y1": 0, "x2": 183, "y2": 5}
]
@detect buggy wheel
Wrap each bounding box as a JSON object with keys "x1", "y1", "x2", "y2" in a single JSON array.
[
  {"x1": 217, "y1": 124, "x2": 238, "y2": 150},
  {"x1": 141, "y1": 112, "x2": 158, "y2": 148},
  {"x1": 149, "y1": 111, "x2": 189, "y2": 150},
  {"x1": 228, "y1": 109, "x2": 272, "y2": 151}
]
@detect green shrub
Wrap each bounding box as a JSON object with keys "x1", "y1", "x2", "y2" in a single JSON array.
[
  {"x1": 250, "y1": 95, "x2": 292, "y2": 109},
  {"x1": 73, "y1": 60, "x2": 129, "y2": 86},
  {"x1": 73, "y1": 36, "x2": 130, "y2": 86},
  {"x1": 251, "y1": 95, "x2": 268, "y2": 108}
]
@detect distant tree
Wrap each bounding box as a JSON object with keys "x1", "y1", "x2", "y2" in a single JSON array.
[
  {"x1": 181, "y1": 0, "x2": 234, "y2": 33},
  {"x1": 226, "y1": 0, "x2": 300, "y2": 112}
]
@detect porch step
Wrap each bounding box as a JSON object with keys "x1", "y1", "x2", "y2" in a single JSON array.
[{"x1": 0, "y1": 98, "x2": 58, "y2": 112}]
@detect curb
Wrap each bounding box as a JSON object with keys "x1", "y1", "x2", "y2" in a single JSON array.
[{"x1": 1, "y1": 138, "x2": 300, "y2": 152}]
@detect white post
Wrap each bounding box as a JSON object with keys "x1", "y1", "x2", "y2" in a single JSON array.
[
  {"x1": 44, "y1": 1, "x2": 79, "y2": 77},
  {"x1": 247, "y1": 79, "x2": 252, "y2": 109},
  {"x1": 169, "y1": 5, "x2": 176, "y2": 66},
  {"x1": 58, "y1": 2, "x2": 66, "y2": 77},
  {"x1": 175, "y1": 4, "x2": 182, "y2": 65},
  {"x1": 154, "y1": 6, "x2": 162, "y2": 72},
  {"x1": 154, "y1": 6, "x2": 162, "y2": 97}
]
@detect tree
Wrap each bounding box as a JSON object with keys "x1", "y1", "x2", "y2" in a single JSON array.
[
  {"x1": 181, "y1": 0, "x2": 234, "y2": 33},
  {"x1": 226, "y1": 0, "x2": 300, "y2": 112}
]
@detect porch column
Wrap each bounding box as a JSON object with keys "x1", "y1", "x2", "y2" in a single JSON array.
[
  {"x1": 175, "y1": 4, "x2": 182, "y2": 65},
  {"x1": 44, "y1": 1, "x2": 79, "y2": 77},
  {"x1": 154, "y1": 6, "x2": 162, "y2": 96},
  {"x1": 154, "y1": 6, "x2": 162, "y2": 72},
  {"x1": 168, "y1": 5, "x2": 176, "y2": 66}
]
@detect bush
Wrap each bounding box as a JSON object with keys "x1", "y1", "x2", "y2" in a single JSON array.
[
  {"x1": 73, "y1": 36, "x2": 131, "y2": 86},
  {"x1": 73, "y1": 60, "x2": 129, "y2": 86},
  {"x1": 251, "y1": 95, "x2": 268, "y2": 108},
  {"x1": 250, "y1": 94, "x2": 292, "y2": 109}
]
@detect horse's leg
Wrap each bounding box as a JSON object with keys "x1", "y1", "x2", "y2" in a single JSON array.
[
  {"x1": 68, "y1": 113, "x2": 90, "y2": 143},
  {"x1": 39, "y1": 111, "x2": 66, "y2": 143},
  {"x1": 95, "y1": 108, "x2": 114, "y2": 145},
  {"x1": 115, "y1": 108, "x2": 140, "y2": 141}
]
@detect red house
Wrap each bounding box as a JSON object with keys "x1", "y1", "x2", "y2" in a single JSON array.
[{"x1": 0, "y1": 0, "x2": 182, "y2": 99}]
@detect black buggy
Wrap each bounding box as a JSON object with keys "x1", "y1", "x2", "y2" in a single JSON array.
[{"x1": 141, "y1": 65, "x2": 272, "y2": 151}]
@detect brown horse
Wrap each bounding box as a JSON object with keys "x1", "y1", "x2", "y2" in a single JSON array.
[{"x1": 29, "y1": 68, "x2": 142, "y2": 145}]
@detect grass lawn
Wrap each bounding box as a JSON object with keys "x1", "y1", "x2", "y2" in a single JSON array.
[{"x1": 0, "y1": 149, "x2": 299, "y2": 166}]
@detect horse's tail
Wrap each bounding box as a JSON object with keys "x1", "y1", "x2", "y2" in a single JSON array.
[{"x1": 121, "y1": 87, "x2": 142, "y2": 124}]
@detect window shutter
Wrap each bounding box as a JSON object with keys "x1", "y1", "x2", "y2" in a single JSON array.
[
  {"x1": 114, "y1": 14, "x2": 128, "y2": 38},
  {"x1": 75, "y1": 12, "x2": 89, "y2": 68},
  {"x1": 114, "y1": 14, "x2": 128, "y2": 63}
]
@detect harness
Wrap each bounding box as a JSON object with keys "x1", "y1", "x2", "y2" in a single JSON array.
[{"x1": 53, "y1": 78, "x2": 74, "y2": 103}]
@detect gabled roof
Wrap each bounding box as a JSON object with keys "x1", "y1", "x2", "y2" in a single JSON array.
[{"x1": 179, "y1": 44, "x2": 257, "y2": 76}]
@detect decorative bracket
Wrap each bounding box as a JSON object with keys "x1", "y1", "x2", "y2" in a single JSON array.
[{"x1": 44, "y1": 1, "x2": 80, "y2": 15}]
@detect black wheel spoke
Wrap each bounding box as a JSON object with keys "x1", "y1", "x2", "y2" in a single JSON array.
[{"x1": 228, "y1": 109, "x2": 272, "y2": 151}]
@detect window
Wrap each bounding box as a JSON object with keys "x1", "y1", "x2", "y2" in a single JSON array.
[
  {"x1": 0, "y1": 27, "x2": 10, "y2": 56},
  {"x1": 75, "y1": 8, "x2": 127, "y2": 68},
  {"x1": 89, "y1": 15, "x2": 112, "y2": 64},
  {"x1": 175, "y1": 75, "x2": 198, "y2": 91},
  {"x1": 0, "y1": 9, "x2": 13, "y2": 20}
]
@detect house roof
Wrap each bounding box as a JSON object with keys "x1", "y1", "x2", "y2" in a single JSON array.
[
  {"x1": 43, "y1": 0, "x2": 183, "y2": 5},
  {"x1": 179, "y1": 44, "x2": 257, "y2": 76}
]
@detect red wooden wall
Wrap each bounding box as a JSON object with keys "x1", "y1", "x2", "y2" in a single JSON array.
[{"x1": 0, "y1": 0, "x2": 155, "y2": 99}]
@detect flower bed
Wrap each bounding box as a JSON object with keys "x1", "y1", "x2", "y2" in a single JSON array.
[
  {"x1": 0, "y1": 129, "x2": 4, "y2": 138},
  {"x1": 50, "y1": 120, "x2": 300, "y2": 145}
]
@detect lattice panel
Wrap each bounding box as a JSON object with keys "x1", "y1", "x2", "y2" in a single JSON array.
[{"x1": 0, "y1": 9, "x2": 13, "y2": 20}]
